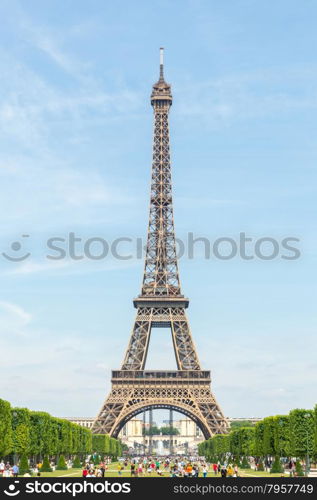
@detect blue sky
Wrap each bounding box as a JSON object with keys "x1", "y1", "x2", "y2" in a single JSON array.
[{"x1": 0, "y1": 0, "x2": 316, "y2": 421}]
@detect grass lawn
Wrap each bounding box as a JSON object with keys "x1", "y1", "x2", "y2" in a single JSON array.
[
  {"x1": 13, "y1": 463, "x2": 290, "y2": 478},
  {"x1": 239, "y1": 468, "x2": 290, "y2": 478}
]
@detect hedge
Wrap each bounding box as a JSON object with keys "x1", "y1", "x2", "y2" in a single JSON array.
[
  {"x1": 198, "y1": 404, "x2": 317, "y2": 465},
  {"x1": 0, "y1": 398, "x2": 120, "y2": 461}
]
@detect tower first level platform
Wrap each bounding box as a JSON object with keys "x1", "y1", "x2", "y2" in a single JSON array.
[{"x1": 92, "y1": 370, "x2": 228, "y2": 438}]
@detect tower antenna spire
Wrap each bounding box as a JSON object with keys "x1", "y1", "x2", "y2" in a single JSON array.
[{"x1": 159, "y1": 47, "x2": 164, "y2": 80}]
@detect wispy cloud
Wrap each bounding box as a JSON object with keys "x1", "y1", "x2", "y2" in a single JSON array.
[
  {"x1": 3, "y1": 255, "x2": 138, "y2": 277},
  {"x1": 0, "y1": 300, "x2": 32, "y2": 324},
  {"x1": 175, "y1": 64, "x2": 317, "y2": 127},
  {"x1": 0, "y1": 301, "x2": 32, "y2": 338},
  {"x1": 0, "y1": 158, "x2": 136, "y2": 233}
]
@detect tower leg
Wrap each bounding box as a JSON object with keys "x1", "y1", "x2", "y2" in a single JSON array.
[
  {"x1": 169, "y1": 409, "x2": 173, "y2": 456},
  {"x1": 149, "y1": 408, "x2": 153, "y2": 455},
  {"x1": 143, "y1": 411, "x2": 146, "y2": 456}
]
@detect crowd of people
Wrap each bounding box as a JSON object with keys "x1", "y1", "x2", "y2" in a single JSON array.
[
  {"x1": 2, "y1": 455, "x2": 302, "y2": 478},
  {"x1": 1, "y1": 456, "x2": 241, "y2": 478},
  {"x1": 81, "y1": 457, "x2": 113, "y2": 477},
  {"x1": 80, "y1": 457, "x2": 240, "y2": 478},
  {"x1": 0, "y1": 462, "x2": 19, "y2": 478}
]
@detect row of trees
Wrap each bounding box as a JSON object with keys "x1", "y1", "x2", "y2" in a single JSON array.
[
  {"x1": 0, "y1": 398, "x2": 122, "y2": 463},
  {"x1": 198, "y1": 406, "x2": 317, "y2": 470},
  {"x1": 92, "y1": 434, "x2": 123, "y2": 457},
  {"x1": 143, "y1": 426, "x2": 180, "y2": 436}
]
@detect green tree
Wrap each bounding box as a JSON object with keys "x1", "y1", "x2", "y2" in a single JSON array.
[
  {"x1": 289, "y1": 409, "x2": 314, "y2": 459},
  {"x1": 240, "y1": 427, "x2": 255, "y2": 461},
  {"x1": 56, "y1": 454, "x2": 68, "y2": 470},
  {"x1": 143, "y1": 426, "x2": 160, "y2": 435},
  {"x1": 41, "y1": 455, "x2": 52, "y2": 472},
  {"x1": 73, "y1": 455, "x2": 82, "y2": 468},
  {"x1": 295, "y1": 460, "x2": 304, "y2": 476},
  {"x1": 60, "y1": 420, "x2": 73, "y2": 455},
  {"x1": 71, "y1": 424, "x2": 80, "y2": 456},
  {"x1": 198, "y1": 441, "x2": 206, "y2": 457},
  {"x1": 254, "y1": 421, "x2": 265, "y2": 457},
  {"x1": 19, "y1": 454, "x2": 30, "y2": 475},
  {"x1": 313, "y1": 404, "x2": 317, "y2": 461},
  {"x1": 11, "y1": 407, "x2": 30, "y2": 456},
  {"x1": 104, "y1": 434, "x2": 110, "y2": 455},
  {"x1": 230, "y1": 420, "x2": 255, "y2": 429},
  {"x1": 207, "y1": 438, "x2": 216, "y2": 461},
  {"x1": 0, "y1": 399, "x2": 13, "y2": 457},
  {"x1": 273, "y1": 415, "x2": 290, "y2": 457},
  {"x1": 50, "y1": 418, "x2": 60, "y2": 457},
  {"x1": 116, "y1": 439, "x2": 122, "y2": 457},
  {"x1": 262, "y1": 417, "x2": 275, "y2": 456},
  {"x1": 79, "y1": 427, "x2": 92, "y2": 455},
  {"x1": 160, "y1": 426, "x2": 180, "y2": 435},
  {"x1": 270, "y1": 456, "x2": 284, "y2": 473},
  {"x1": 229, "y1": 429, "x2": 241, "y2": 458},
  {"x1": 109, "y1": 437, "x2": 118, "y2": 458},
  {"x1": 29, "y1": 412, "x2": 52, "y2": 457},
  {"x1": 92, "y1": 434, "x2": 106, "y2": 455},
  {"x1": 213, "y1": 434, "x2": 229, "y2": 461}
]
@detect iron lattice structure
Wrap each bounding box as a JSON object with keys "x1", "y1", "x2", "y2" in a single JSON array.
[{"x1": 92, "y1": 50, "x2": 228, "y2": 439}]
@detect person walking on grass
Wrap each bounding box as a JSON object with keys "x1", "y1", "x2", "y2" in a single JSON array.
[
  {"x1": 12, "y1": 464, "x2": 19, "y2": 478},
  {"x1": 130, "y1": 463, "x2": 135, "y2": 477},
  {"x1": 99, "y1": 462, "x2": 105, "y2": 477},
  {"x1": 138, "y1": 463, "x2": 143, "y2": 476},
  {"x1": 221, "y1": 465, "x2": 227, "y2": 478},
  {"x1": 227, "y1": 464, "x2": 234, "y2": 477},
  {"x1": 202, "y1": 465, "x2": 208, "y2": 478}
]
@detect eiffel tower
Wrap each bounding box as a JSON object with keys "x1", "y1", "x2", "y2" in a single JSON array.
[{"x1": 92, "y1": 49, "x2": 228, "y2": 439}]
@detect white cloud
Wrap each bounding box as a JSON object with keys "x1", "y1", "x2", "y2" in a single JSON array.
[
  {"x1": 175, "y1": 64, "x2": 317, "y2": 127},
  {"x1": 0, "y1": 301, "x2": 32, "y2": 337},
  {"x1": 0, "y1": 300, "x2": 32, "y2": 324},
  {"x1": 0, "y1": 158, "x2": 136, "y2": 232},
  {"x1": 3, "y1": 255, "x2": 138, "y2": 277},
  {"x1": 5, "y1": 260, "x2": 69, "y2": 276}
]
